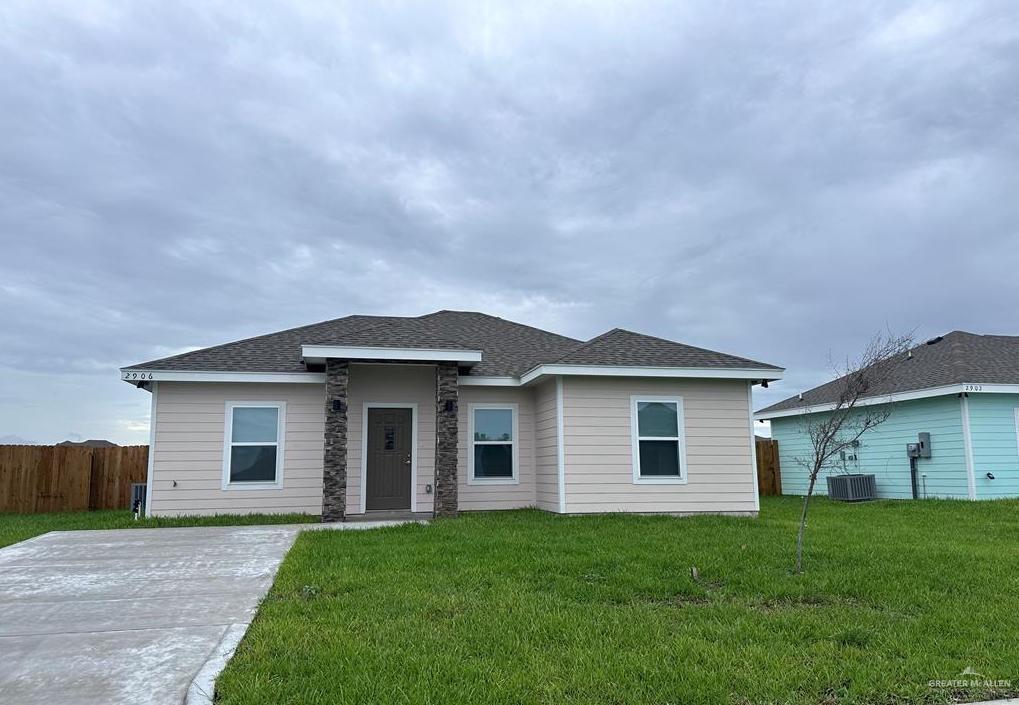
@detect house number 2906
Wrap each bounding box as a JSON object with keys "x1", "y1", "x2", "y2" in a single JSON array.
[{"x1": 123, "y1": 371, "x2": 154, "y2": 380}]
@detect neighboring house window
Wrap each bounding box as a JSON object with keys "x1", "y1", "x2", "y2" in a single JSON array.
[
  {"x1": 223, "y1": 402, "x2": 285, "y2": 488},
  {"x1": 630, "y1": 396, "x2": 686, "y2": 483},
  {"x1": 468, "y1": 403, "x2": 518, "y2": 483}
]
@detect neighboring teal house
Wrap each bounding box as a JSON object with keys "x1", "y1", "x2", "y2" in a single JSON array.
[{"x1": 755, "y1": 332, "x2": 1019, "y2": 500}]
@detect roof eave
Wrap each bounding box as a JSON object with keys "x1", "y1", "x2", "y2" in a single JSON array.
[
  {"x1": 753, "y1": 382, "x2": 1019, "y2": 420},
  {"x1": 519, "y1": 364, "x2": 784, "y2": 386},
  {"x1": 120, "y1": 369, "x2": 326, "y2": 385}
]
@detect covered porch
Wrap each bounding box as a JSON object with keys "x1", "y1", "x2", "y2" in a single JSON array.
[{"x1": 312, "y1": 356, "x2": 465, "y2": 522}]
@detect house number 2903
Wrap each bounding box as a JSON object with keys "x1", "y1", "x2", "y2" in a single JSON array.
[
  {"x1": 963, "y1": 384, "x2": 983, "y2": 392},
  {"x1": 122, "y1": 371, "x2": 154, "y2": 380}
]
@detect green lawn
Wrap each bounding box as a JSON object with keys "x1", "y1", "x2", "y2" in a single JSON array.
[
  {"x1": 0, "y1": 509, "x2": 316, "y2": 549},
  {"x1": 216, "y1": 497, "x2": 1019, "y2": 705}
]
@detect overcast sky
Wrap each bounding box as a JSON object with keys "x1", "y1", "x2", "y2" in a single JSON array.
[{"x1": 1, "y1": 0, "x2": 1017, "y2": 444}]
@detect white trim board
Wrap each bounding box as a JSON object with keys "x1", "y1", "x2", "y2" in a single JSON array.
[
  {"x1": 521, "y1": 364, "x2": 783, "y2": 386},
  {"x1": 555, "y1": 376, "x2": 566, "y2": 513},
  {"x1": 124, "y1": 368, "x2": 780, "y2": 387},
  {"x1": 747, "y1": 381, "x2": 761, "y2": 512},
  {"x1": 457, "y1": 376, "x2": 519, "y2": 386},
  {"x1": 754, "y1": 383, "x2": 1019, "y2": 420},
  {"x1": 122, "y1": 369, "x2": 326, "y2": 384},
  {"x1": 962, "y1": 395, "x2": 977, "y2": 500},
  {"x1": 359, "y1": 402, "x2": 419, "y2": 514},
  {"x1": 302, "y1": 345, "x2": 481, "y2": 365},
  {"x1": 144, "y1": 382, "x2": 158, "y2": 518}
]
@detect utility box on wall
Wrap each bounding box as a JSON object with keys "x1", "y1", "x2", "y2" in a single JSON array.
[{"x1": 917, "y1": 432, "x2": 932, "y2": 458}]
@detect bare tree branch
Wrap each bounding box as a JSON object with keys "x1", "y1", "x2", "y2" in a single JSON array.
[{"x1": 792, "y1": 330, "x2": 914, "y2": 573}]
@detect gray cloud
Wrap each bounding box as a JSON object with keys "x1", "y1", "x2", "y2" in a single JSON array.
[{"x1": 1, "y1": 0, "x2": 1017, "y2": 442}]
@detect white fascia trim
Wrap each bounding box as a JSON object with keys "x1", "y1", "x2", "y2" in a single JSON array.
[
  {"x1": 520, "y1": 364, "x2": 783, "y2": 386},
  {"x1": 456, "y1": 376, "x2": 520, "y2": 386},
  {"x1": 754, "y1": 383, "x2": 1019, "y2": 420},
  {"x1": 121, "y1": 369, "x2": 326, "y2": 384},
  {"x1": 301, "y1": 345, "x2": 482, "y2": 364}
]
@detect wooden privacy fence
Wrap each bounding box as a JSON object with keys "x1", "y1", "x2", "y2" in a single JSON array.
[
  {"x1": 0, "y1": 445, "x2": 148, "y2": 513},
  {"x1": 756, "y1": 437, "x2": 782, "y2": 497}
]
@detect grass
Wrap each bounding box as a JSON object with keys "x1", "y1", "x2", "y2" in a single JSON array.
[
  {"x1": 0, "y1": 509, "x2": 316, "y2": 549},
  {"x1": 216, "y1": 497, "x2": 1019, "y2": 705}
]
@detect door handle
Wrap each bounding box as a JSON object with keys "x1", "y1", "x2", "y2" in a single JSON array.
[{"x1": 403, "y1": 456, "x2": 412, "y2": 465}]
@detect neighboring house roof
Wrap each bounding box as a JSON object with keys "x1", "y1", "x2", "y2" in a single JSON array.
[
  {"x1": 56, "y1": 439, "x2": 118, "y2": 447},
  {"x1": 124, "y1": 310, "x2": 781, "y2": 380},
  {"x1": 756, "y1": 331, "x2": 1019, "y2": 418}
]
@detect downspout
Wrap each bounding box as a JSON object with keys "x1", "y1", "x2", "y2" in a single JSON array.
[
  {"x1": 144, "y1": 381, "x2": 158, "y2": 517},
  {"x1": 960, "y1": 393, "x2": 977, "y2": 500}
]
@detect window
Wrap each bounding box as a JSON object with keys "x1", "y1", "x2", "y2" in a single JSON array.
[
  {"x1": 223, "y1": 402, "x2": 285, "y2": 488},
  {"x1": 631, "y1": 396, "x2": 685, "y2": 483},
  {"x1": 469, "y1": 404, "x2": 518, "y2": 483}
]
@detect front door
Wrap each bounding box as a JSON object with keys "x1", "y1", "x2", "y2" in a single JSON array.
[{"x1": 366, "y1": 407, "x2": 413, "y2": 511}]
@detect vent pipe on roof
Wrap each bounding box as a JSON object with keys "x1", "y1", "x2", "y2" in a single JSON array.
[
  {"x1": 907, "y1": 350, "x2": 913, "y2": 359},
  {"x1": 798, "y1": 392, "x2": 803, "y2": 401}
]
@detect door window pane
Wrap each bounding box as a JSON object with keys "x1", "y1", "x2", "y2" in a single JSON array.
[
  {"x1": 474, "y1": 408, "x2": 513, "y2": 441},
  {"x1": 231, "y1": 407, "x2": 279, "y2": 443},
  {"x1": 637, "y1": 402, "x2": 678, "y2": 437},
  {"x1": 638, "y1": 440, "x2": 680, "y2": 476},
  {"x1": 474, "y1": 444, "x2": 513, "y2": 478},
  {"x1": 230, "y1": 446, "x2": 278, "y2": 482}
]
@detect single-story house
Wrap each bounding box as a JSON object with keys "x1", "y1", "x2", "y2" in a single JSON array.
[
  {"x1": 755, "y1": 331, "x2": 1019, "y2": 500},
  {"x1": 121, "y1": 311, "x2": 783, "y2": 519}
]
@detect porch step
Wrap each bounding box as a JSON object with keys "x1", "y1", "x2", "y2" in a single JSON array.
[{"x1": 345, "y1": 510, "x2": 432, "y2": 523}]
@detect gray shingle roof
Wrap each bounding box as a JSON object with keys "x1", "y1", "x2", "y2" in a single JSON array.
[
  {"x1": 550, "y1": 329, "x2": 783, "y2": 370},
  {"x1": 757, "y1": 331, "x2": 1019, "y2": 415},
  {"x1": 126, "y1": 311, "x2": 781, "y2": 378}
]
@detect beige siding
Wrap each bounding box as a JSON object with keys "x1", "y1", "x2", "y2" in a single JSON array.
[
  {"x1": 561, "y1": 377, "x2": 757, "y2": 514},
  {"x1": 150, "y1": 382, "x2": 325, "y2": 517},
  {"x1": 533, "y1": 379, "x2": 560, "y2": 512},
  {"x1": 346, "y1": 364, "x2": 436, "y2": 515},
  {"x1": 458, "y1": 386, "x2": 537, "y2": 510}
]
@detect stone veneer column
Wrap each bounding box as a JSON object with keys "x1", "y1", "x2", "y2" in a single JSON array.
[
  {"x1": 322, "y1": 360, "x2": 349, "y2": 522},
  {"x1": 433, "y1": 362, "x2": 459, "y2": 517}
]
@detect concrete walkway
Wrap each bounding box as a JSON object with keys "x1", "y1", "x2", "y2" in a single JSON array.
[{"x1": 0, "y1": 521, "x2": 414, "y2": 705}]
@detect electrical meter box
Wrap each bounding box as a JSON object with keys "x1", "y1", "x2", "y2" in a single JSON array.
[
  {"x1": 917, "y1": 432, "x2": 931, "y2": 458},
  {"x1": 907, "y1": 442, "x2": 921, "y2": 459}
]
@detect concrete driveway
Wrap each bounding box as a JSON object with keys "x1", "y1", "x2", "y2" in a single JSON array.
[{"x1": 0, "y1": 524, "x2": 303, "y2": 705}]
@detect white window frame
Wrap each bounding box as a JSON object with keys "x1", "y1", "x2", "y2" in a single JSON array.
[
  {"x1": 467, "y1": 403, "x2": 519, "y2": 485},
  {"x1": 222, "y1": 401, "x2": 286, "y2": 490},
  {"x1": 630, "y1": 395, "x2": 687, "y2": 485}
]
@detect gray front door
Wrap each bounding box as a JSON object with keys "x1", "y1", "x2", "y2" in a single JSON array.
[{"x1": 366, "y1": 407, "x2": 413, "y2": 510}]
